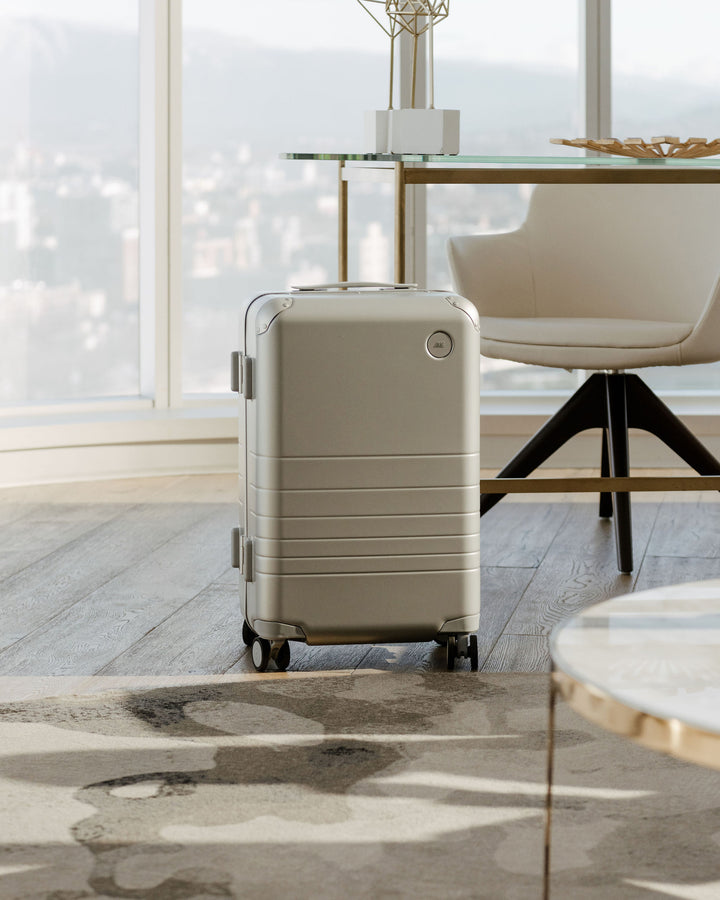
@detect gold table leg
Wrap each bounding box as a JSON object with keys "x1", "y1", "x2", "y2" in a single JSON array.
[
  {"x1": 394, "y1": 161, "x2": 406, "y2": 283},
  {"x1": 338, "y1": 160, "x2": 348, "y2": 282},
  {"x1": 543, "y1": 670, "x2": 558, "y2": 900}
]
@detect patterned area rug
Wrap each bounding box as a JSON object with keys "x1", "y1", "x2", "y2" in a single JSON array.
[{"x1": 1, "y1": 672, "x2": 719, "y2": 899}]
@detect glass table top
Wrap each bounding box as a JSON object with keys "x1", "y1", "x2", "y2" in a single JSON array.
[
  {"x1": 551, "y1": 580, "x2": 720, "y2": 739},
  {"x1": 281, "y1": 153, "x2": 720, "y2": 167}
]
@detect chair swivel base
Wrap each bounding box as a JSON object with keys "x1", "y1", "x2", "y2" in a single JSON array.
[{"x1": 481, "y1": 372, "x2": 720, "y2": 573}]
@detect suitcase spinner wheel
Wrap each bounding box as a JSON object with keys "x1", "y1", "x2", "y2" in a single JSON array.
[
  {"x1": 251, "y1": 637, "x2": 291, "y2": 673},
  {"x1": 251, "y1": 637, "x2": 270, "y2": 671},
  {"x1": 242, "y1": 620, "x2": 256, "y2": 647},
  {"x1": 446, "y1": 634, "x2": 479, "y2": 671}
]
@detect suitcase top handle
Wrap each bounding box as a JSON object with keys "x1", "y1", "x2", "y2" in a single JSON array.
[{"x1": 290, "y1": 281, "x2": 418, "y2": 292}]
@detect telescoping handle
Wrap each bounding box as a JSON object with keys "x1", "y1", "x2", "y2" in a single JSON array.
[{"x1": 290, "y1": 281, "x2": 417, "y2": 291}]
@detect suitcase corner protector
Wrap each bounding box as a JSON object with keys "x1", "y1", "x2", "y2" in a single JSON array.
[
  {"x1": 438, "y1": 614, "x2": 480, "y2": 635},
  {"x1": 253, "y1": 620, "x2": 307, "y2": 641}
]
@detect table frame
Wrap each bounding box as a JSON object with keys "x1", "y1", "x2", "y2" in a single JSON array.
[{"x1": 337, "y1": 159, "x2": 720, "y2": 283}]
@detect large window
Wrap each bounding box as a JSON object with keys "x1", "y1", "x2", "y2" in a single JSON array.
[
  {"x1": 0, "y1": 1, "x2": 140, "y2": 406},
  {"x1": 2, "y1": 0, "x2": 720, "y2": 418},
  {"x1": 182, "y1": 0, "x2": 395, "y2": 393}
]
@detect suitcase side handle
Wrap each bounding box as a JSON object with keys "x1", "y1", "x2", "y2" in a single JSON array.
[{"x1": 290, "y1": 281, "x2": 417, "y2": 291}]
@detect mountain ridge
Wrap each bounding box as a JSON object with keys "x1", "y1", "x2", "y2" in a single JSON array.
[{"x1": 0, "y1": 18, "x2": 717, "y2": 156}]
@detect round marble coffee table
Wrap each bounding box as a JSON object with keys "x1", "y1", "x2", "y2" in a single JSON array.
[
  {"x1": 543, "y1": 580, "x2": 720, "y2": 898},
  {"x1": 550, "y1": 579, "x2": 720, "y2": 771}
]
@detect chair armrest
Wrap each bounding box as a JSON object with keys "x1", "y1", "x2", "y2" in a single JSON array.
[
  {"x1": 678, "y1": 276, "x2": 720, "y2": 365},
  {"x1": 446, "y1": 229, "x2": 535, "y2": 318}
]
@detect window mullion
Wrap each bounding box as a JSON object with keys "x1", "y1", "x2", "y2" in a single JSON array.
[
  {"x1": 168, "y1": 0, "x2": 183, "y2": 406},
  {"x1": 580, "y1": 0, "x2": 612, "y2": 140},
  {"x1": 139, "y1": 0, "x2": 182, "y2": 409},
  {"x1": 139, "y1": 0, "x2": 167, "y2": 405}
]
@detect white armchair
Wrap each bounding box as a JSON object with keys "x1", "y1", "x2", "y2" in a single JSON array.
[{"x1": 448, "y1": 184, "x2": 720, "y2": 572}]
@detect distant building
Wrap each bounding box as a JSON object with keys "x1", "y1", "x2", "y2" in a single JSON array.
[
  {"x1": 122, "y1": 228, "x2": 139, "y2": 305},
  {"x1": 359, "y1": 222, "x2": 390, "y2": 283}
]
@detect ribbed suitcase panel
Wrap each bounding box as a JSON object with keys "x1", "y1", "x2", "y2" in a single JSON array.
[
  {"x1": 251, "y1": 511, "x2": 480, "y2": 540},
  {"x1": 250, "y1": 569, "x2": 480, "y2": 644},
  {"x1": 255, "y1": 531, "x2": 480, "y2": 558},
  {"x1": 249, "y1": 452, "x2": 480, "y2": 491},
  {"x1": 255, "y1": 550, "x2": 480, "y2": 575},
  {"x1": 250, "y1": 484, "x2": 480, "y2": 517}
]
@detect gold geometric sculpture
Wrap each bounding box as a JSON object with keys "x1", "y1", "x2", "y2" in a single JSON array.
[
  {"x1": 358, "y1": 0, "x2": 458, "y2": 153},
  {"x1": 385, "y1": 1, "x2": 450, "y2": 108},
  {"x1": 385, "y1": 0, "x2": 449, "y2": 34},
  {"x1": 355, "y1": 1, "x2": 402, "y2": 109},
  {"x1": 550, "y1": 136, "x2": 720, "y2": 159}
]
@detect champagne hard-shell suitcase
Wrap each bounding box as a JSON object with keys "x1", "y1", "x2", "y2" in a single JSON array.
[{"x1": 231, "y1": 283, "x2": 480, "y2": 671}]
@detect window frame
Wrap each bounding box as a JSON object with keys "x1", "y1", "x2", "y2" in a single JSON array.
[{"x1": 140, "y1": 0, "x2": 183, "y2": 410}]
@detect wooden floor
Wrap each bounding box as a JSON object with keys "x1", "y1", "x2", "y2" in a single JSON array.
[{"x1": 0, "y1": 471, "x2": 718, "y2": 678}]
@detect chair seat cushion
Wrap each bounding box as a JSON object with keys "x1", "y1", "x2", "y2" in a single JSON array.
[{"x1": 480, "y1": 317, "x2": 695, "y2": 370}]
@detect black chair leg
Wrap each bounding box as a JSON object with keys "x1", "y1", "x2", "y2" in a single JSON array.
[
  {"x1": 483, "y1": 370, "x2": 720, "y2": 574},
  {"x1": 605, "y1": 374, "x2": 633, "y2": 574},
  {"x1": 599, "y1": 428, "x2": 613, "y2": 518},
  {"x1": 626, "y1": 374, "x2": 720, "y2": 478},
  {"x1": 481, "y1": 374, "x2": 606, "y2": 515}
]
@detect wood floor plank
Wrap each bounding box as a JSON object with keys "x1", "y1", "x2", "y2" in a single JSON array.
[
  {"x1": 481, "y1": 501, "x2": 570, "y2": 568},
  {"x1": 98, "y1": 582, "x2": 244, "y2": 676},
  {"x1": 482, "y1": 634, "x2": 551, "y2": 673},
  {"x1": 0, "y1": 502, "x2": 125, "y2": 582},
  {"x1": 502, "y1": 502, "x2": 658, "y2": 636},
  {"x1": 0, "y1": 504, "x2": 235, "y2": 665},
  {"x1": 215, "y1": 566, "x2": 240, "y2": 586},
  {"x1": 634, "y1": 555, "x2": 720, "y2": 592},
  {"x1": 0, "y1": 475, "x2": 187, "y2": 506},
  {"x1": 477, "y1": 566, "x2": 535, "y2": 666},
  {"x1": 0, "y1": 476, "x2": 231, "y2": 598},
  {"x1": 146, "y1": 473, "x2": 237, "y2": 504},
  {"x1": 646, "y1": 500, "x2": 720, "y2": 558},
  {"x1": 62, "y1": 475, "x2": 194, "y2": 504},
  {"x1": 0, "y1": 500, "x2": 42, "y2": 529}
]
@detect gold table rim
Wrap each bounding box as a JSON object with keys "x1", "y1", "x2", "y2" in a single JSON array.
[{"x1": 551, "y1": 668, "x2": 720, "y2": 771}]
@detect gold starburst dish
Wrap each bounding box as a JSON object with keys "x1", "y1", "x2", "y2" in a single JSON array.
[{"x1": 550, "y1": 136, "x2": 720, "y2": 159}]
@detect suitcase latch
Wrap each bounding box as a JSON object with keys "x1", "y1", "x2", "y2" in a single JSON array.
[
  {"x1": 230, "y1": 351, "x2": 240, "y2": 393},
  {"x1": 242, "y1": 356, "x2": 255, "y2": 399},
  {"x1": 230, "y1": 353, "x2": 255, "y2": 399},
  {"x1": 242, "y1": 537, "x2": 255, "y2": 582},
  {"x1": 231, "y1": 526, "x2": 244, "y2": 568}
]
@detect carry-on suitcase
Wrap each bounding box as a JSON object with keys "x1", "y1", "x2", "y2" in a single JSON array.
[{"x1": 231, "y1": 282, "x2": 480, "y2": 671}]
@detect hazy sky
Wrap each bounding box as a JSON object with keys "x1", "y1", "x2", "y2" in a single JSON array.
[{"x1": 1, "y1": 1, "x2": 720, "y2": 84}]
